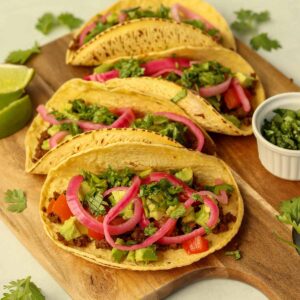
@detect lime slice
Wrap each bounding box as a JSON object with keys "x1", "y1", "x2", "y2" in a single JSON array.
[
  {"x1": 0, "y1": 64, "x2": 34, "y2": 109},
  {"x1": 0, "y1": 94, "x2": 33, "y2": 139}
]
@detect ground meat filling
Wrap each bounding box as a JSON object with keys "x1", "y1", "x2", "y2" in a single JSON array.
[
  {"x1": 56, "y1": 233, "x2": 91, "y2": 247},
  {"x1": 95, "y1": 239, "x2": 112, "y2": 250},
  {"x1": 32, "y1": 129, "x2": 51, "y2": 162},
  {"x1": 212, "y1": 206, "x2": 236, "y2": 234}
]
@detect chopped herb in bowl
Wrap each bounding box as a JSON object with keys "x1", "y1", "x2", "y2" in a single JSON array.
[{"x1": 261, "y1": 108, "x2": 300, "y2": 150}]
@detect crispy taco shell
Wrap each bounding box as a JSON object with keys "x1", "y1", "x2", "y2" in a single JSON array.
[
  {"x1": 66, "y1": 0, "x2": 235, "y2": 66},
  {"x1": 25, "y1": 79, "x2": 215, "y2": 174},
  {"x1": 103, "y1": 46, "x2": 265, "y2": 135},
  {"x1": 40, "y1": 143, "x2": 243, "y2": 270}
]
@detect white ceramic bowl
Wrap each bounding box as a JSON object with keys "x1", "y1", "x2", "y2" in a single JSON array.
[{"x1": 252, "y1": 92, "x2": 300, "y2": 180}]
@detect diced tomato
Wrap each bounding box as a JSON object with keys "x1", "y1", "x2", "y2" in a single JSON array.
[
  {"x1": 97, "y1": 215, "x2": 105, "y2": 223},
  {"x1": 47, "y1": 199, "x2": 56, "y2": 214},
  {"x1": 224, "y1": 87, "x2": 241, "y2": 110},
  {"x1": 51, "y1": 194, "x2": 73, "y2": 222},
  {"x1": 88, "y1": 228, "x2": 104, "y2": 240},
  {"x1": 182, "y1": 236, "x2": 209, "y2": 254}
]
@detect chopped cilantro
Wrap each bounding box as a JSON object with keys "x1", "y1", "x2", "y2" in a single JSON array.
[
  {"x1": 204, "y1": 183, "x2": 234, "y2": 195},
  {"x1": 144, "y1": 223, "x2": 158, "y2": 236},
  {"x1": 60, "y1": 123, "x2": 82, "y2": 136},
  {"x1": 114, "y1": 59, "x2": 145, "y2": 78},
  {"x1": 250, "y1": 33, "x2": 281, "y2": 51}
]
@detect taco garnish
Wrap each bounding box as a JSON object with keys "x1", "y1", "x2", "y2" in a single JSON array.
[
  {"x1": 86, "y1": 58, "x2": 256, "y2": 129},
  {"x1": 44, "y1": 166, "x2": 236, "y2": 263}
]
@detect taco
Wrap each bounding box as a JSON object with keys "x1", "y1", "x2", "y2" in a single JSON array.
[
  {"x1": 85, "y1": 46, "x2": 265, "y2": 135},
  {"x1": 25, "y1": 79, "x2": 215, "y2": 174},
  {"x1": 40, "y1": 143, "x2": 243, "y2": 270},
  {"x1": 66, "y1": 0, "x2": 236, "y2": 66}
]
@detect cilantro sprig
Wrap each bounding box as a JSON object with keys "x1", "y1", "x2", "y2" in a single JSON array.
[
  {"x1": 250, "y1": 33, "x2": 282, "y2": 51},
  {"x1": 5, "y1": 42, "x2": 40, "y2": 65},
  {"x1": 225, "y1": 250, "x2": 242, "y2": 260},
  {"x1": 35, "y1": 12, "x2": 83, "y2": 35},
  {"x1": 3, "y1": 189, "x2": 27, "y2": 213},
  {"x1": 1, "y1": 276, "x2": 45, "y2": 300}
]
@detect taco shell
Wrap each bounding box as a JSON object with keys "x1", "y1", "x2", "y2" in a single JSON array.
[
  {"x1": 103, "y1": 46, "x2": 265, "y2": 135},
  {"x1": 25, "y1": 79, "x2": 215, "y2": 174},
  {"x1": 40, "y1": 142, "x2": 243, "y2": 270},
  {"x1": 66, "y1": 0, "x2": 236, "y2": 66}
]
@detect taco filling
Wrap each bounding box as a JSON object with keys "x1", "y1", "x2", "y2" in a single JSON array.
[
  {"x1": 43, "y1": 167, "x2": 236, "y2": 263},
  {"x1": 71, "y1": 4, "x2": 221, "y2": 51},
  {"x1": 86, "y1": 59, "x2": 257, "y2": 128},
  {"x1": 33, "y1": 99, "x2": 205, "y2": 162}
]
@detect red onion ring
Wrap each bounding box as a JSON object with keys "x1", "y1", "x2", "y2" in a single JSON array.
[
  {"x1": 49, "y1": 131, "x2": 69, "y2": 149},
  {"x1": 199, "y1": 77, "x2": 232, "y2": 98},
  {"x1": 232, "y1": 78, "x2": 251, "y2": 113}
]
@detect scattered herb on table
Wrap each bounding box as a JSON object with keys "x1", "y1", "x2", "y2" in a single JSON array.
[
  {"x1": 275, "y1": 197, "x2": 300, "y2": 252},
  {"x1": 3, "y1": 189, "x2": 27, "y2": 213},
  {"x1": 225, "y1": 250, "x2": 242, "y2": 260},
  {"x1": 231, "y1": 9, "x2": 270, "y2": 33},
  {"x1": 5, "y1": 42, "x2": 40, "y2": 65},
  {"x1": 57, "y1": 13, "x2": 83, "y2": 30},
  {"x1": 262, "y1": 109, "x2": 300, "y2": 150},
  {"x1": 36, "y1": 12, "x2": 83, "y2": 35},
  {"x1": 35, "y1": 13, "x2": 58, "y2": 35},
  {"x1": 250, "y1": 33, "x2": 281, "y2": 51},
  {"x1": 1, "y1": 276, "x2": 45, "y2": 300}
]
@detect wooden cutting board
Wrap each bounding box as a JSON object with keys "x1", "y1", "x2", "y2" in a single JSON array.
[{"x1": 1, "y1": 35, "x2": 300, "y2": 300}]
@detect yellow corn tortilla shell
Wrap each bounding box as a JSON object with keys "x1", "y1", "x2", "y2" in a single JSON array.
[
  {"x1": 66, "y1": 0, "x2": 235, "y2": 66},
  {"x1": 104, "y1": 46, "x2": 265, "y2": 135},
  {"x1": 40, "y1": 142, "x2": 243, "y2": 270},
  {"x1": 25, "y1": 79, "x2": 215, "y2": 174}
]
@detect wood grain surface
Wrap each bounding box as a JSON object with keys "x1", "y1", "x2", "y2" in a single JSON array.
[{"x1": 0, "y1": 35, "x2": 300, "y2": 300}]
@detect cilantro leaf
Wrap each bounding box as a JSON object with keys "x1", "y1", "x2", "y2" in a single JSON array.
[
  {"x1": 277, "y1": 197, "x2": 300, "y2": 233},
  {"x1": 274, "y1": 232, "x2": 300, "y2": 252},
  {"x1": 58, "y1": 13, "x2": 83, "y2": 30},
  {"x1": 225, "y1": 250, "x2": 242, "y2": 260},
  {"x1": 4, "y1": 189, "x2": 27, "y2": 213},
  {"x1": 1, "y1": 276, "x2": 45, "y2": 300},
  {"x1": 5, "y1": 42, "x2": 40, "y2": 65},
  {"x1": 231, "y1": 9, "x2": 270, "y2": 33},
  {"x1": 250, "y1": 33, "x2": 281, "y2": 51},
  {"x1": 171, "y1": 89, "x2": 187, "y2": 103},
  {"x1": 35, "y1": 13, "x2": 58, "y2": 35},
  {"x1": 144, "y1": 223, "x2": 158, "y2": 236}
]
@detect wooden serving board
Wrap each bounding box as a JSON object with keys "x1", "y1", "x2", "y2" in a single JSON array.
[{"x1": 1, "y1": 35, "x2": 300, "y2": 300}]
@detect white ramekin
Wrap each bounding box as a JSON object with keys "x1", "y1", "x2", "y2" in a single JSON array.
[{"x1": 252, "y1": 92, "x2": 300, "y2": 180}]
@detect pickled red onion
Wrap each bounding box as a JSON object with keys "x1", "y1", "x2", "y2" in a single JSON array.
[
  {"x1": 85, "y1": 70, "x2": 120, "y2": 82},
  {"x1": 199, "y1": 77, "x2": 232, "y2": 98},
  {"x1": 151, "y1": 68, "x2": 183, "y2": 78},
  {"x1": 79, "y1": 22, "x2": 96, "y2": 46},
  {"x1": 158, "y1": 197, "x2": 219, "y2": 244},
  {"x1": 154, "y1": 112, "x2": 205, "y2": 152},
  {"x1": 118, "y1": 12, "x2": 127, "y2": 23},
  {"x1": 214, "y1": 179, "x2": 228, "y2": 205},
  {"x1": 103, "y1": 187, "x2": 128, "y2": 198},
  {"x1": 232, "y1": 78, "x2": 251, "y2": 113},
  {"x1": 66, "y1": 175, "x2": 142, "y2": 235},
  {"x1": 49, "y1": 131, "x2": 69, "y2": 149},
  {"x1": 143, "y1": 58, "x2": 190, "y2": 76}
]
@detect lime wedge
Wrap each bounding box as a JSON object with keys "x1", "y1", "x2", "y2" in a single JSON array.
[
  {"x1": 0, "y1": 64, "x2": 34, "y2": 109},
  {"x1": 0, "y1": 94, "x2": 33, "y2": 139}
]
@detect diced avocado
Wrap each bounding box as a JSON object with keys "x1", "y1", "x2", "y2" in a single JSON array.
[
  {"x1": 223, "y1": 114, "x2": 241, "y2": 128},
  {"x1": 59, "y1": 217, "x2": 82, "y2": 241},
  {"x1": 175, "y1": 168, "x2": 193, "y2": 185},
  {"x1": 234, "y1": 72, "x2": 254, "y2": 88},
  {"x1": 135, "y1": 246, "x2": 157, "y2": 263},
  {"x1": 138, "y1": 168, "x2": 153, "y2": 179},
  {"x1": 195, "y1": 205, "x2": 210, "y2": 226},
  {"x1": 126, "y1": 250, "x2": 136, "y2": 262},
  {"x1": 182, "y1": 207, "x2": 196, "y2": 223},
  {"x1": 166, "y1": 203, "x2": 186, "y2": 219},
  {"x1": 41, "y1": 139, "x2": 50, "y2": 150},
  {"x1": 94, "y1": 63, "x2": 114, "y2": 74},
  {"x1": 79, "y1": 181, "x2": 91, "y2": 201},
  {"x1": 110, "y1": 191, "x2": 133, "y2": 219},
  {"x1": 111, "y1": 238, "x2": 128, "y2": 263},
  {"x1": 62, "y1": 110, "x2": 79, "y2": 121},
  {"x1": 146, "y1": 200, "x2": 165, "y2": 220},
  {"x1": 47, "y1": 125, "x2": 61, "y2": 136}
]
